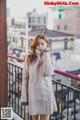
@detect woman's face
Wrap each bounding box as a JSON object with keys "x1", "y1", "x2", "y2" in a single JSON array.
[{"x1": 36, "y1": 39, "x2": 47, "y2": 51}]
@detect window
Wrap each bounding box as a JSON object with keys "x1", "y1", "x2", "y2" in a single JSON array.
[
  {"x1": 28, "y1": 17, "x2": 31, "y2": 23},
  {"x1": 38, "y1": 17, "x2": 42, "y2": 23},
  {"x1": 28, "y1": 39, "x2": 33, "y2": 50},
  {"x1": 64, "y1": 38, "x2": 68, "y2": 49},
  {"x1": 64, "y1": 25, "x2": 67, "y2": 30},
  {"x1": 11, "y1": 18, "x2": 15, "y2": 25},
  {"x1": 13, "y1": 37, "x2": 17, "y2": 43},
  {"x1": 58, "y1": 9, "x2": 64, "y2": 12},
  {"x1": 44, "y1": 17, "x2": 46, "y2": 24},
  {"x1": 59, "y1": 14, "x2": 62, "y2": 19},
  {"x1": 21, "y1": 39, "x2": 23, "y2": 46},
  {"x1": 22, "y1": 24, "x2": 26, "y2": 29},
  {"x1": 32, "y1": 17, "x2": 36, "y2": 23},
  {"x1": 57, "y1": 25, "x2": 60, "y2": 30}
]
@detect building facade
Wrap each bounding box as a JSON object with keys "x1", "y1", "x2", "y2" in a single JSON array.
[
  {"x1": 7, "y1": 17, "x2": 26, "y2": 49},
  {"x1": 53, "y1": 6, "x2": 80, "y2": 36},
  {"x1": 27, "y1": 9, "x2": 47, "y2": 30}
]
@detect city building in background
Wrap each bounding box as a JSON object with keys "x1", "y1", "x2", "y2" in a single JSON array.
[
  {"x1": 53, "y1": 6, "x2": 80, "y2": 36},
  {"x1": 27, "y1": 8, "x2": 59, "y2": 30},
  {"x1": 7, "y1": 17, "x2": 26, "y2": 48},
  {"x1": 27, "y1": 8, "x2": 47, "y2": 30}
]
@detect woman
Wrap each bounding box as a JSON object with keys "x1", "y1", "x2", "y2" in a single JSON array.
[{"x1": 21, "y1": 34, "x2": 57, "y2": 120}]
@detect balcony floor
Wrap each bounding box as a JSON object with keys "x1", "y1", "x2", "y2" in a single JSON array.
[{"x1": 8, "y1": 110, "x2": 23, "y2": 120}]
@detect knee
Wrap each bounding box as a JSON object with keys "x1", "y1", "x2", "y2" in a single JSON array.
[
  {"x1": 40, "y1": 114, "x2": 49, "y2": 120},
  {"x1": 32, "y1": 114, "x2": 39, "y2": 120}
]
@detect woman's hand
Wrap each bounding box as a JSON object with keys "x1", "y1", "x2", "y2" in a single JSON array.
[
  {"x1": 45, "y1": 47, "x2": 50, "y2": 50},
  {"x1": 35, "y1": 49, "x2": 41, "y2": 55},
  {"x1": 43, "y1": 47, "x2": 50, "y2": 52}
]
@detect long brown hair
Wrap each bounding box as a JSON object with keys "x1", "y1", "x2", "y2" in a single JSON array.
[{"x1": 26, "y1": 34, "x2": 49, "y2": 63}]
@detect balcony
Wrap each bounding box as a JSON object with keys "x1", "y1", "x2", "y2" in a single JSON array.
[
  {"x1": 7, "y1": 55, "x2": 80, "y2": 120},
  {"x1": 0, "y1": 1, "x2": 80, "y2": 120}
]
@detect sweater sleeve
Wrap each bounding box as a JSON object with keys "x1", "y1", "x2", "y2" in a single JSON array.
[
  {"x1": 43, "y1": 51, "x2": 55, "y2": 76},
  {"x1": 20, "y1": 61, "x2": 29, "y2": 104}
]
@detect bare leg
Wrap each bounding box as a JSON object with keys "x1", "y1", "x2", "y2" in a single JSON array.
[
  {"x1": 32, "y1": 114, "x2": 40, "y2": 120},
  {"x1": 40, "y1": 114, "x2": 49, "y2": 120}
]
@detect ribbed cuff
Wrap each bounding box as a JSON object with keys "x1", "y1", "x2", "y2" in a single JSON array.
[
  {"x1": 43, "y1": 50, "x2": 50, "y2": 52},
  {"x1": 43, "y1": 51, "x2": 51, "y2": 60}
]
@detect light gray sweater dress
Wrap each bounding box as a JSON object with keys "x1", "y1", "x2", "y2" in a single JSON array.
[{"x1": 21, "y1": 51, "x2": 57, "y2": 115}]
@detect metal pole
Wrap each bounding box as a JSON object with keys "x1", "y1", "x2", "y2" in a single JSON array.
[{"x1": 0, "y1": 0, "x2": 8, "y2": 117}]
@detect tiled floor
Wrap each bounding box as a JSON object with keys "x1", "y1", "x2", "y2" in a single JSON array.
[{"x1": 8, "y1": 110, "x2": 23, "y2": 120}]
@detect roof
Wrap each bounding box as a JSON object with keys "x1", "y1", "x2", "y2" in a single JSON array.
[
  {"x1": 28, "y1": 28, "x2": 75, "y2": 37},
  {"x1": 76, "y1": 36, "x2": 80, "y2": 39},
  {"x1": 66, "y1": 69, "x2": 80, "y2": 75}
]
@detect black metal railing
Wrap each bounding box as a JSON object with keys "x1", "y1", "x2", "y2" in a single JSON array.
[
  {"x1": 51, "y1": 80, "x2": 80, "y2": 120},
  {"x1": 8, "y1": 62, "x2": 30, "y2": 120},
  {"x1": 7, "y1": 54, "x2": 80, "y2": 120},
  {"x1": 8, "y1": 61, "x2": 80, "y2": 120}
]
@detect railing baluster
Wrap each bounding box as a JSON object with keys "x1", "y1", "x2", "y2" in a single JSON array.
[
  {"x1": 73, "y1": 90, "x2": 76, "y2": 120},
  {"x1": 56, "y1": 82, "x2": 58, "y2": 105},
  {"x1": 12, "y1": 64, "x2": 14, "y2": 108},
  {"x1": 15, "y1": 66, "x2": 17, "y2": 111},
  {"x1": 21, "y1": 105, "x2": 23, "y2": 117},
  {"x1": 67, "y1": 88, "x2": 69, "y2": 120},
  {"x1": 61, "y1": 85, "x2": 63, "y2": 119},
  {"x1": 17, "y1": 67, "x2": 19, "y2": 114},
  {"x1": 8, "y1": 63, "x2": 11, "y2": 107},
  {"x1": 20, "y1": 68, "x2": 23, "y2": 116},
  {"x1": 24, "y1": 106, "x2": 26, "y2": 120}
]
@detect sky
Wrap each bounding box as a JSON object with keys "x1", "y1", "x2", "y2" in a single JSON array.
[
  {"x1": 7, "y1": 0, "x2": 48, "y2": 17},
  {"x1": 7, "y1": 0, "x2": 80, "y2": 17}
]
